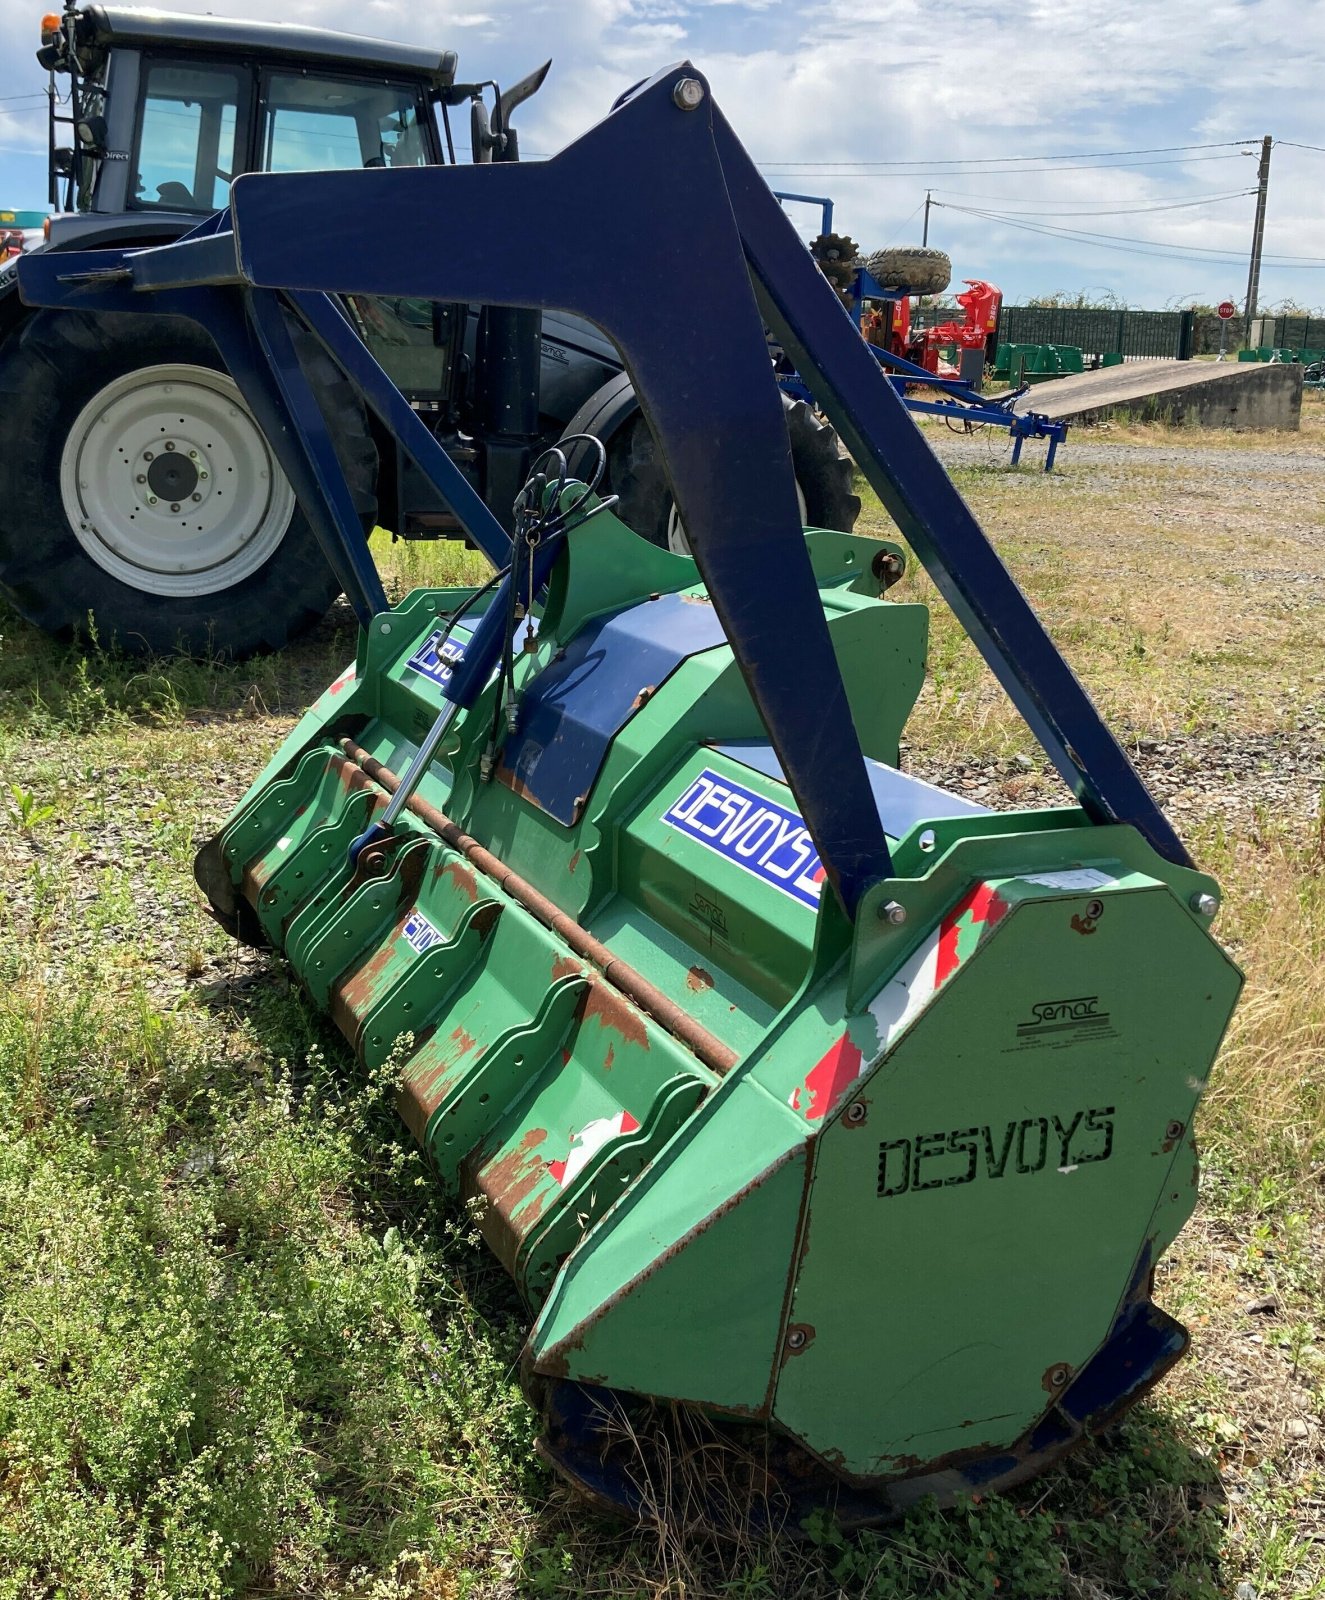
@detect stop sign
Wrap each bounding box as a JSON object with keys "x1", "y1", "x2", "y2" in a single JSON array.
[{"x1": 1217, "y1": 300, "x2": 1237, "y2": 320}]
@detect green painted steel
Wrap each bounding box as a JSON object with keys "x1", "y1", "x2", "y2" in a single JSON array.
[{"x1": 201, "y1": 501, "x2": 1242, "y2": 1508}]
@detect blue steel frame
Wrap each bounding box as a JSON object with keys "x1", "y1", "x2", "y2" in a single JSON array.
[{"x1": 19, "y1": 60, "x2": 1190, "y2": 916}]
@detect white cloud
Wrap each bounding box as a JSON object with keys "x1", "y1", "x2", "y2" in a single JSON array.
[{"x1": 0, "y1": 0, "x2": 1322, "y2": 305}]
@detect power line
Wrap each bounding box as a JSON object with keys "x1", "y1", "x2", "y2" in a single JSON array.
[
  {"x1": 1276, "y1": 140, "x2": 1325, "y2": 153},
  {"x1": 937, "y1": 203, "x2": 1325, "y2": 268},
  {"x1": 758, "y1": 153, "x2": 1257, "y2": 179},
  {"x1": 933, "y1": 190, "x2": 1255, "y2": 219},
  {"x1": 930, "y1": 184, "x2": 1255, "y2": 205},
  {"x1": 753, "y1": 139, "x2": 1256, "y2": 168}
]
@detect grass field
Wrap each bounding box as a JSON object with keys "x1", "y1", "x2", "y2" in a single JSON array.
[{"x1": 0, "y1": 399, "x2": 1321, "y2": 1599}]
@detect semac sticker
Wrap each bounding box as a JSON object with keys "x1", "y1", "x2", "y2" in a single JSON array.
[{"x1": 663, "y1": 768, "x2": 824, "y2": 908}]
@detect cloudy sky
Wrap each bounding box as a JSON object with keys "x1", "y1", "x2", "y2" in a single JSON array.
[{"x1": 2, "y1": 0, "x2": 1323, "y2": 311}]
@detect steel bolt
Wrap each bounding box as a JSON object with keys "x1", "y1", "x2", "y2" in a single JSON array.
[
  {"x1": 878, "y1": 899, "x2": 907, "y2": 925},
  {"x1": 1191, "y1": 892, "x2": 1218, "y2": 918},
  {"x1": 169, "y1": 502, "x2": 179, "y2": 512},
  {"x1": 189, "y1": 450, "x2": 198, "y2": 460},
  {"x1": 135, "y1": 474, "x2": 146, "y2": 484},
  {"x1": 845, "y1": 1101, "x2": 867, "y2": 1126},
  {"x1": 199, "y1": 471, "x2": 209, "y2": 481},
  {"x1": 379, "y1": 621, "x2": 392, "y2": 635},
  {"x1": 786, "y1": 1328, "x2": 807, "y2": 1351},
  {"x1": 143, "y1": 450, "x2": 153, "y2": 461},
  {"x1": 191, "y1": 492, "x2": 202, "y2": 502},
  {"x1": 1049, "y1": 1365, "x2": 1070, "y2": 1388},
  {"x1": 1166, "y1": 1120, "x2": 1185, "y2": 1141},
  {"x1": 672, "y1": 76, "x2": 705, "y2": 111},
  {"x1": 164, "y1": 440, "x2": 175, "y2": 452},
  {"x1": 147, "y1": 495, "x2": 157, "y2": 505}
]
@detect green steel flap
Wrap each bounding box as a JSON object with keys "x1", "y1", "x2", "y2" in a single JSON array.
[{"x1": 255, "y1": 789, "x2": 383, "y2": 947}]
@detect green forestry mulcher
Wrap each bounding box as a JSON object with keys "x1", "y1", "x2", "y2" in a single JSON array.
[{"x1": 18, "y1": 63, "x2": 1241, "y2": 1525}]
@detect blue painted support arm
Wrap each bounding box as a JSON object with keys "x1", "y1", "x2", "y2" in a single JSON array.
[
  {"x1": 226, "y1": 70, "x2": 895, "y2": 915},
  {"x1": 713, "y1": 108, "x2": 1189, "y2": 867}
]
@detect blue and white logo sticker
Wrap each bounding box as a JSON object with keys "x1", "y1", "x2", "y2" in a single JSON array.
[
  {"x1": 663, "y1": 768, "x2": 824, "y2": 908},
  {"x1": 402, "y1": 909, "x2": 441, "y2": 954},
  {"x1": 405, "y1": 627, "x2": 467, "y2": 689}
]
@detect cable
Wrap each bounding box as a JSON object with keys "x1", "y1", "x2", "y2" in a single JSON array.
[
  {"x1": 931, "y1": 190, "x2": 1255, "y2": 218},
  {"x1": 939, "y1": 203, "x2": 1325, "y2": 268},
  {"x1": 930, "y1": 183, "x2": 1256, "y2": 206},
  {"x1": 1277, "y1": 141, "x2": 1325, "y2": 153},
  {"x1": 759, "y1": 152, "x2": 1257, "y2": 179},
  {"x1": 755, "y1": 139, "x2": 1257, "y2": 167}
]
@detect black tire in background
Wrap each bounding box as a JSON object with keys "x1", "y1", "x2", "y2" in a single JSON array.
[
  {"x1": 865, "y1": 246, "x2": 952, "y2": 297},
  {"x1": 608, "y1": 395, "x2": 861, "y2": 551},
  {"x1": 0, "y1": 309, "x2": 377, "y2": 658}
]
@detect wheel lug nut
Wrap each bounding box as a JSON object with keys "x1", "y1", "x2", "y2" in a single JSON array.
[
  {"x1": 135, "y1": 474, "x2": 146, "y2": 484},
  {"x1": 199, "y1": 471, "x2": 209, "y2": 481},
  {"x1": 170, "y1": 502, "x2": 180, "y2": 512},
  {"x1": 189, "y1": 450, "x2": 198, "y2": 460},
  {"x1": 147, "y1": 495, "x2": 158, "y2": 505},
  {"x1": 143, "y1": 451, "x2": 153, "y2": 461},
  {"x1": 191, "y1": 492, "x2": 202, "y2": 502},
  {"x1": 164, "y1": 441, "x2": 176, "y2": 452}
]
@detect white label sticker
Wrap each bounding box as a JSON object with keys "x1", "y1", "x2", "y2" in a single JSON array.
[{"x1": 1018, "y1": 868, "x2": 1115, "y2": 892}]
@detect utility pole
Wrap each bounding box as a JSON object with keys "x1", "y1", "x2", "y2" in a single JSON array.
[
  {"x1": 1244, "y1": 135, "x2": 1272, "y2": 341},
  {"x1": 922, "y1": 189, "x2": 932, "y2": 246}
]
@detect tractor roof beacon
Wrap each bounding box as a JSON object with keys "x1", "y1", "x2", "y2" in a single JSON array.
[{"x1": 0, "y1": 3, "x2": 859, "y2": 657}]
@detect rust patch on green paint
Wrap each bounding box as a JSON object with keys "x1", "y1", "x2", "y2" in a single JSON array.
[{"x1": 578, "y1": 981, "x2": 649, "y2": 1050}]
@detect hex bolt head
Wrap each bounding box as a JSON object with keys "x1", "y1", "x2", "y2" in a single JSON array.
[
  {"x1": 878, "y1": 899, "x2": 907, "y2": 925},
  {"x1": 672, "y1": 76, "x2": 705, "y2": 110},
  {"x1": 143, "y1": 450, "x2": 153, "y2": 461},
  {"x1": 1191, "y1": 892, "x2": 1219, "y2": 918},
  {"x1": 785, "y1": 1328, "x2": 807, "y2": 1351},
  {"x1": 135, "y1": 474, "x2": 146, "y2": 484},
  {"x1": 164, "y1": 440, "x2": 175, "y2": 452},
  {"x1": 191, "y1": 492, "x2": 202, "y2": 503}
]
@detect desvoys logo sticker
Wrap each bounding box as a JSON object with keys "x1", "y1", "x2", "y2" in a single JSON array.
[
  {"x1": 663, "y1": 768, "x2": 824, "y2": 908},
  {"x1": 405, "y1": 627, "x2": 466, "y2": 688},
  {"x1": 402, "y1": 910, "x2": 441, "y2": 954}
]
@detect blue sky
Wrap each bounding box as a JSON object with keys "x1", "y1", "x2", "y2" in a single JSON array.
[{"x1": 2, "y1": 0, "x2": 1323, "y2": 310}]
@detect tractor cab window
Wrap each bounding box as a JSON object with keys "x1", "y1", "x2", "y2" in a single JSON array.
[
  {"x1": 133, "y1": 61, "x2": 241, "y2": 211},
  {"x1": 262, "y1": 74, "x2": 431, "y2": 172}
]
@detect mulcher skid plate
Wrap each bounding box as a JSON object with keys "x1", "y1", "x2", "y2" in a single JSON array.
[{"x1": 199, "y1": 504, "x2": 1241, "y2": 1521}]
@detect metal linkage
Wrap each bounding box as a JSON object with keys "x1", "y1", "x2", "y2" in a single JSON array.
[{"x1": 19, "y1": 58, "x2": 1189, "y2": 904}]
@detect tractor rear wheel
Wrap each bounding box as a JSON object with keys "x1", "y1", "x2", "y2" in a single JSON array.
[
  {"x1": 0, "y1": 309, "x2": 376, "y2": 658},
  {"x1": 609, "y1": 396, "x2": 860, "y2": 554}
]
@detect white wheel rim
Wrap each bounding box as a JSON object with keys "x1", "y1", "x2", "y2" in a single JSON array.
[
  {"x1": 60, "y1": 363, "x2": 297, "y2": 598},
  {"x1": 665, "y1": 478, "x2": 808, "y2": 556}
]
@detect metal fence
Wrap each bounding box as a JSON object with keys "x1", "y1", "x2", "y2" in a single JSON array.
[
  {"x1": 995, "y1": 307, "x2": 1194, "y2": 361},
  {"x1": 1249, "y1": 314, "x2": 1325, "y2": 349}
]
